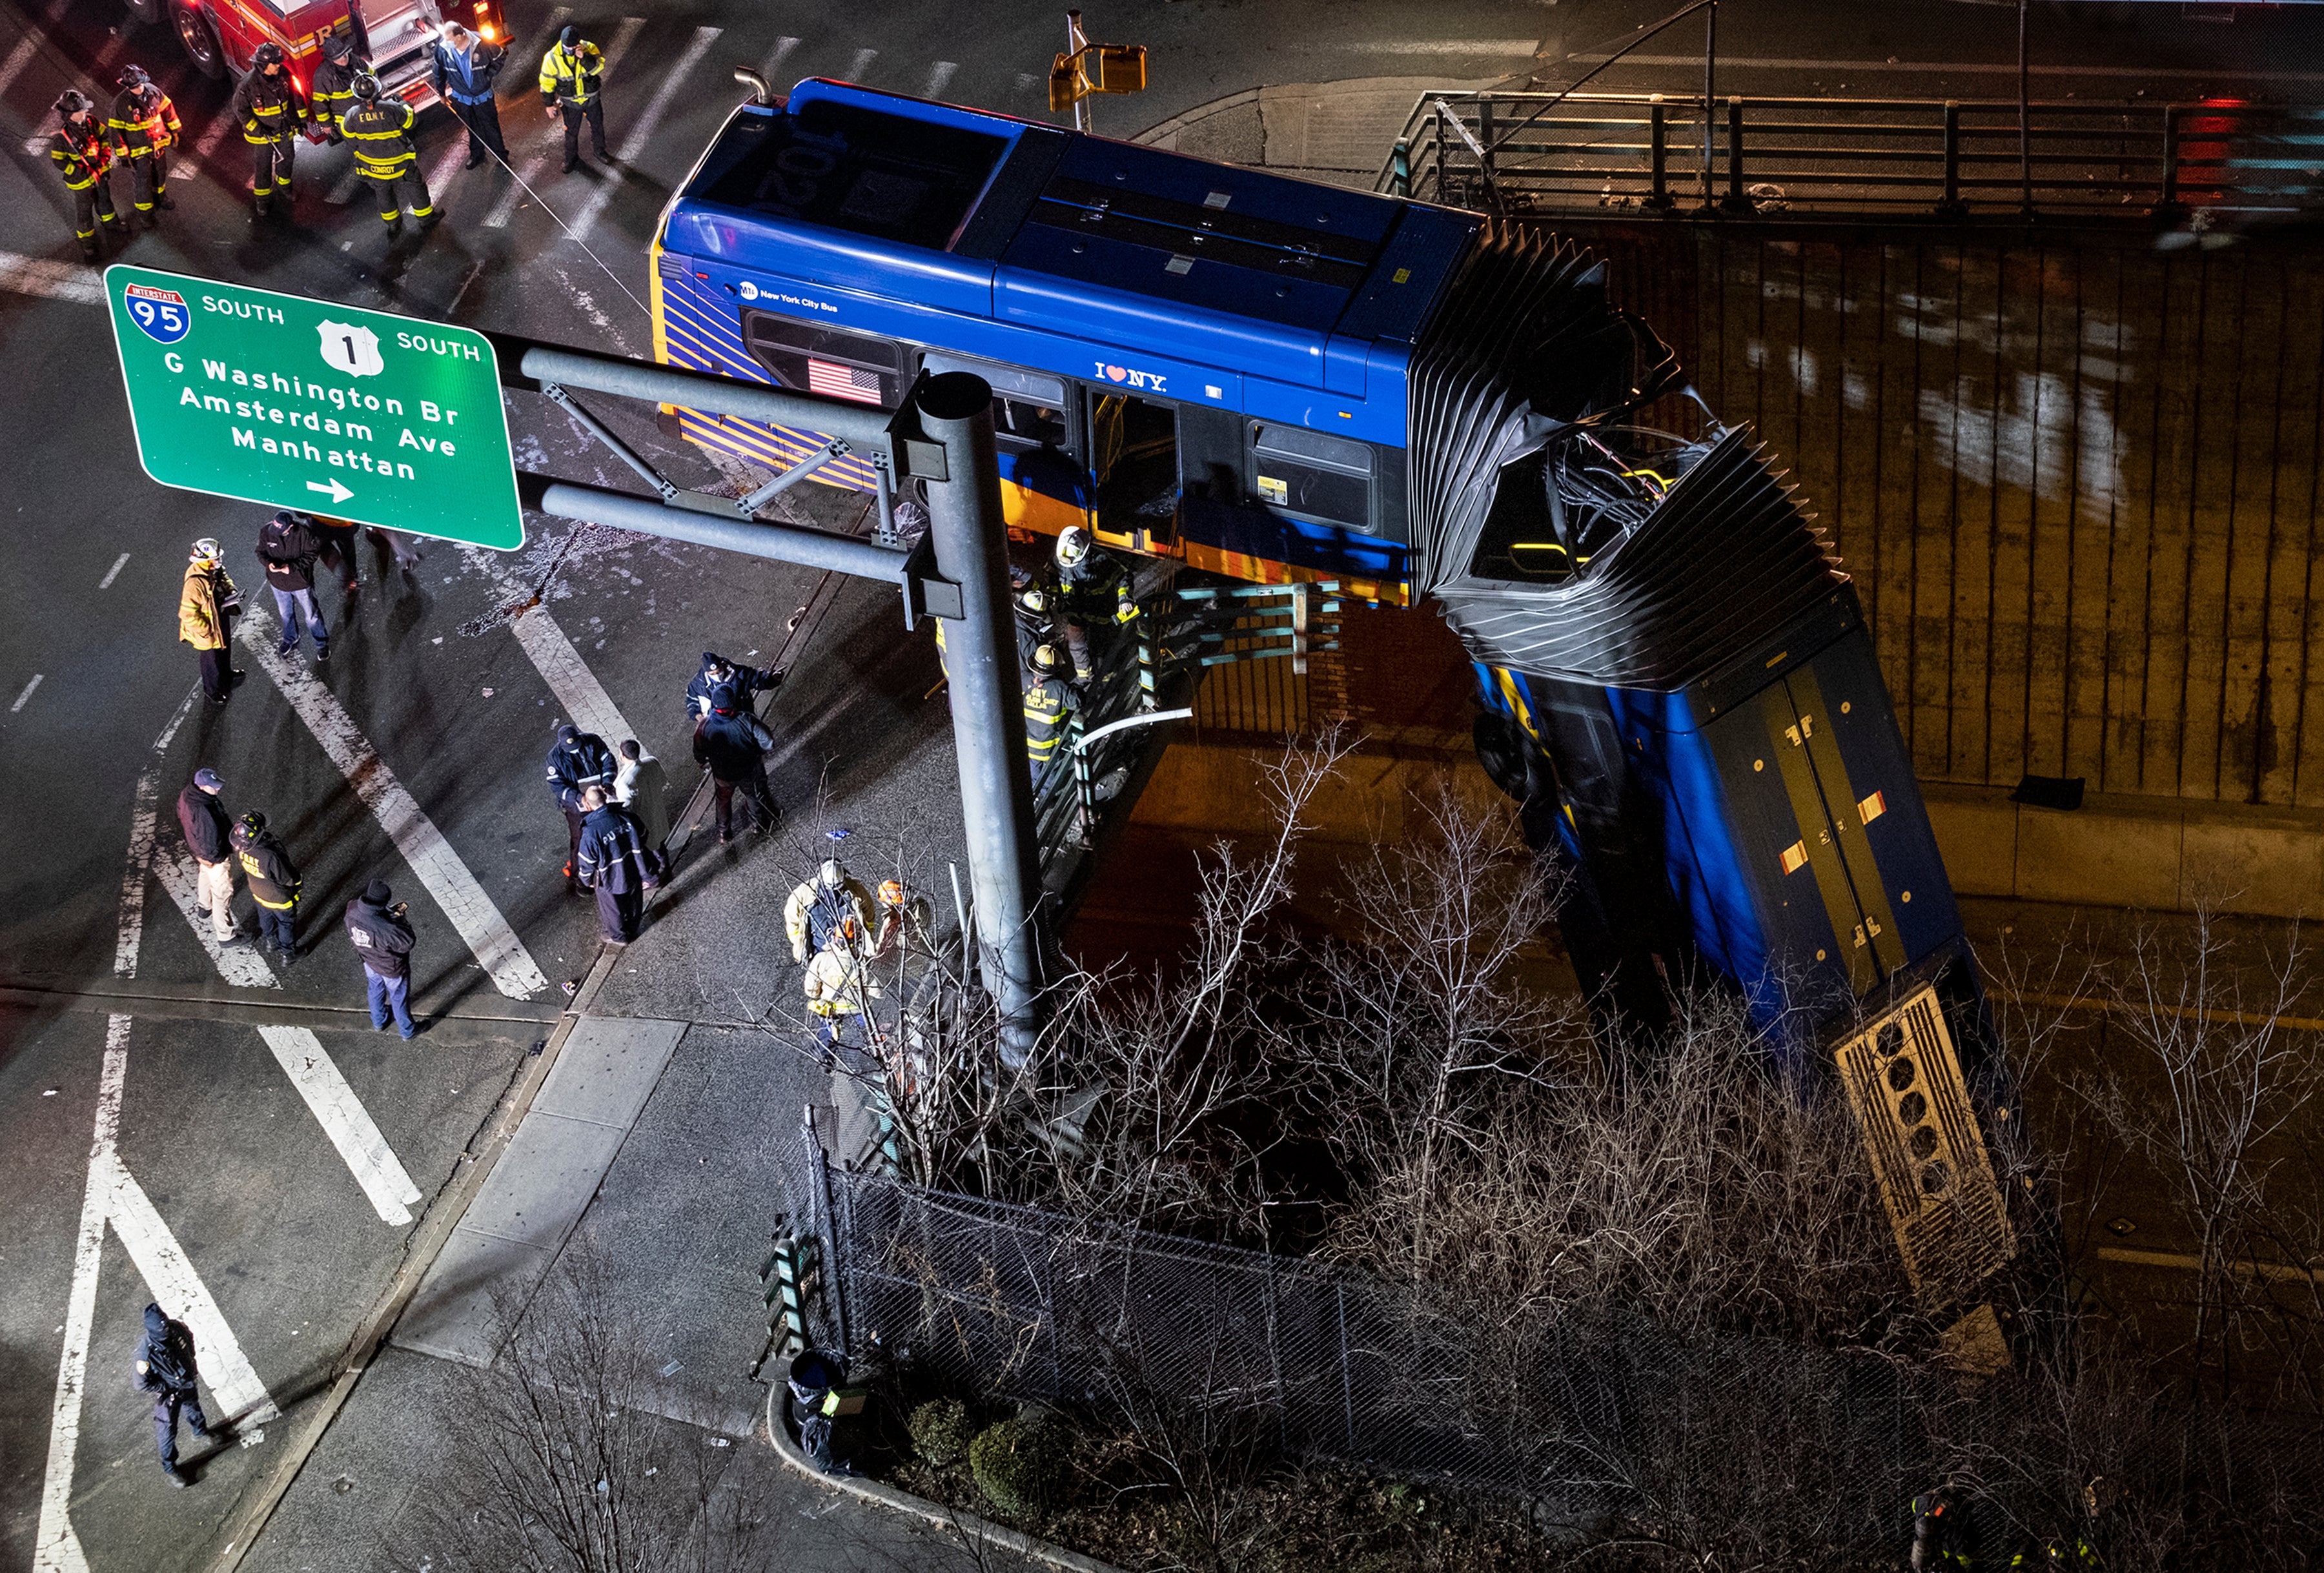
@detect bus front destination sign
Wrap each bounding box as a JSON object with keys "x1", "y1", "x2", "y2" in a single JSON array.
[{"x1": 105, "y1": 264, "x2": 524, "y2": 549}]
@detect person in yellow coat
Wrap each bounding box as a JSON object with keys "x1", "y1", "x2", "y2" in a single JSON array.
[
  {"x1": 178, "y1": 539, "x2": 242, "y2": 704},
  {"x1": 538, "y1": 25, "x2": 608, "y2": 172}
]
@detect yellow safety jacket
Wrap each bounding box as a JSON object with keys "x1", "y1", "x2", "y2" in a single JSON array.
[
  {"x1": 108, "y1": 85, "x2": 181, "y2": 158},
  {"x1": 230, "y1": 70, "x2": 300, "y2": 143},
  {"x1": 1023, "y1": 677, "x2": 1069, "y2": 766},
  {"x1": 340, "y1": 99, "x2": 418, "y2": 179},
  {"x1": 538, "y1": 40, "x2": 605, "y2": 105},
  {"x1": 50, "y1": 121, "x2": 110, "y2": 189}
]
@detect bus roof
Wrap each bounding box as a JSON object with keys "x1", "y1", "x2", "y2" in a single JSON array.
[{"x1": 660, "y1": 79, "x2": 1477, "y2": 422}]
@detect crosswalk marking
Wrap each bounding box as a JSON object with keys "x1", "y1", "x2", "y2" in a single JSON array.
[
  {"x1": 487, "y1": 15, "x2": 647, "y2": 229},
  {"x1": 510, "y1": 605, "x2": 640, "y2": 750},
  {"x1": 257, "y1": 1026, "x2": 424, "y2": 1226},
  {"x1": 152, "y1": 838, "x2": 282, "y2": 988},
  {"x1": 239, "y1": 624, "x2": 549, "y2": 1000},
  {"x1": 0, "y1": 249, "x2": 103, "y2": 306},
  {"x1": 566, "y1": 25, "x2": 720, "y2": 244},
  {"x1": 923, "y1": 60, "x2": 957, "y2": 98},
  {"x1": 105, "y1": 1151, "x2": 281, "y2": 1424},
  {"x1": 116, "y1": 688, "x2": 198, "y2": 980},
  {"x1": 0, "y1": 33, "x2": 42, "y2": 100},
  {"x1": 760, "y1": 36, "x2": 800, "y2": 86}
]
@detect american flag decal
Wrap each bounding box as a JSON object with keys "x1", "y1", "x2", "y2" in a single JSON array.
[{"x1": 806, "y1": 359, "x2": 883, "y2": 403}]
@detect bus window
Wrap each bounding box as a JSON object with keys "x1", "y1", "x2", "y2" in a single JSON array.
[
  {"x1": 920, "y1": 352, "x2": 1074, "y2": 454},
  {"x1": 1090, "y1": 394, "x2": 1178, "y2": 536},
  {"x1": 743, "y1": 310, "x2": 902, "y2": 406},
  {"x1": 1250, "y1": 422, "x2": 1373, "y2": 533}
]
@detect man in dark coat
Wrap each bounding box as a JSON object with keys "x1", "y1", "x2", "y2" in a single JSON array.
[
  {"x1": 691, "y1": 685, "x2": 780, "y2": 842},
  {"x1": 255, "y1": 510, "x2": 327, "y2": 660},
  {"x1": 684, "y1": 651, "x2": 781, "y2": 720},
  {"x1": 344, "y1": 879, "x2": 418, "y2": 1039},
  {"x1": 175, "y1": 767, "x2": 240, "y2": 946},
  {"x1": 134, "y1": 1302, "x2": 215, "y2": 1487},
  {"x1": 574, "y1": 786, "x2": 660, "y2": 944},
  {"x1": 545, "y1": 723, "x2": 616, "y2": 892}
]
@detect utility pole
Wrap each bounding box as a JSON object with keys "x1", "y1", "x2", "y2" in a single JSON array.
[{"x1": 1066, "y1": 10, "x2": 1090, "y2": 132}]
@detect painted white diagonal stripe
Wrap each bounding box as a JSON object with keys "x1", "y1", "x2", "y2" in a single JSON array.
[
  {"x1": 0, "y1": 250, "x2": 104, "y2": 306},
  {"x1": 566, "y1": 25, "x2": 721, "y2": 243},
  {"x1": 256, "y1": 1026, "x2": 423, "y2": 1226},
  {"x1": 0, "y1": 34, "x2": 42, "y2": 99},
  {"x1": 238, "y1": 625, "x2": 548, "y2": 999},
  {"x1": 105, "y1": 1155, "x2": 280, "y2": 1425},
  {"x1": 30, "y1": 1016, "x2": 128, "y2": 1573},
  {"x1": 117, "y1": 689, "x2": 199, "y2": 981},
  {"x1": 487, "y1": 15, "x2": 647, "y2": 228},
  {"x1": 152, "y1": 841, "x2": 281, "y2": 988},
  {"x1": 509, "y1": 607, "x2": 637, "y2": 748}
]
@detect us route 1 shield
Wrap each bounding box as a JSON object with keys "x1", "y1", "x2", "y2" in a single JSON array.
[{"x1": 103, "y1": 263, "x2": 524, "y2": 549}]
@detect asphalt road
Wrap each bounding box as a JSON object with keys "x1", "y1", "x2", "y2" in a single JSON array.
[{"x1": 3, "y1": 0, "x2": 2320, "y2": 1568}]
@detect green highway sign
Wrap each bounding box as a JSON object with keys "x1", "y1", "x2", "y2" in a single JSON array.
[{"x1": 103, "y1": 264, "x2": 523, "y2": 549}]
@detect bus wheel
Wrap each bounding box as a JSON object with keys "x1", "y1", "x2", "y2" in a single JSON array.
[
  {"x1": 1473, "y1": 710, "x2": 1534, "y2": 803},
  {"x1": 170, "y1": 1, "x2": 225, "y2": 77}
]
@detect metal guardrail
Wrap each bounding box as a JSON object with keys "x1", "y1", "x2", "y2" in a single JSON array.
[{"x1": 1378, "y1": 91, "x2": 2324, "y2": 219}]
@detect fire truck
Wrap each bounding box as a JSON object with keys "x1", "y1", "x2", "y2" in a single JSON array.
[{"x1": 119, "y1": 0, "x2": 505, "y2": 110}]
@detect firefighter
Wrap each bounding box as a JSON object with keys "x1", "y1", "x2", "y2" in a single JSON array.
[
  {"x1": 1051, "y1": 525, "x2": 1137, "y2": 681},
  {"x1": 229, "y1": 41, "x2": 301, "y2": 219},
  {"x1": 339, "y1": 73, "x2": 438, "y2": 237},
  {"x1": 538, "y1": 24, "x2": 607, "y2": 173},
  {"x1": 50, "y1": 90, "x2": 124, "y2": 261},
  {"x1": 107, "y1": 64, "x2": 180, "y2": 225},
  {"x1": 307, "y1": 34, "x2": 362, "y2": 143},
  {"x1": 1023, "y1": 644, "x2": 1072, "y2": 769},
  {"x1": 230, "y1": 811, "x2": 301, "y2": 965},
  {"x1": 784, "y1": 856, "x2": 875, "y2": 966}
]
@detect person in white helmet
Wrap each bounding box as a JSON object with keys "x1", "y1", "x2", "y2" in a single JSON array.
[
  {"x1": 1048, "y1": 525, "x2": 1137, "y2": 681},
  {"x1": 178, "y1": 539, "x2": 242, "y2": 702}
]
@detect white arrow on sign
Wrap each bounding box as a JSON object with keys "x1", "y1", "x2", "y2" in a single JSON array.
[{"x1": 307, "y1": 478, "x2": 353, "y2": 505}]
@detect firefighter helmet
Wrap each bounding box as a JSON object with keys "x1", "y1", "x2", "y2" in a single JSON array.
[
  {"x1": 351, "y1": 71, "x2": 381, "y2": 101},
  {"x1": 55, "y1": 89, "x2": 93, "y2": 119},
  {"x1": 237, "y1": 811, "x2": 267, "y2": 836},
  {"x1": 878, "y1": 880, "x2": 906, "y2": 906},
  {"x1": 820, "y1": 858, "x2": 845, "y2": 888},
  {"x1": 322, "y1": 32, "x2": 354, "y2": 63},
  {"x1": 1032, "y1": 642, "x2": 1068, "y2": 676},
  {"x1": 117, "y1": 63, "x2": 150, "y2": 90},
  {"x1": 1054, "y1": 525, "x2": 1092, "y2": 569},
  {"x1": 190, "y1": 537, "x2": 223, "y2": 565},
  {"x1": 252, "y1": 41, "x2": 287, "y2": 70}
]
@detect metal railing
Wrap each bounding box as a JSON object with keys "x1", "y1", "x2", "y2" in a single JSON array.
[{"x1": 1380, "y1": 91, "x2": 2324, "y2": 219}]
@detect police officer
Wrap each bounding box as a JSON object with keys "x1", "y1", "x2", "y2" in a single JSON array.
[
  {"x1": 230, "y1": 811, "x2": 301, "y2": 964},
  {"x1": 343, "y1": 880, "x2": 418, "y2": 1039},
  {"x1": 229, "y1": 41, "x2": 301, "y2": 219},
  {"x1": 134, "y1": 1302, "x2": 216, "y2": 1487},
  {"x1": 307, "y1": 33, "x2": 360, "y2": 142},
  {"x1": 691, "y1": 685, "x2": 780, "y2": 842},
  {"x1": 175, "y1": 767, "x2": 240, "y2": 948},
  {"x1": 339, "y1": 72, "x2": 438, "y2": 237},
  {"x1": 431, "y1": 21, "x2": 507, "y2": 168},
  {"x1": 684, "y1": 651, "x2": 780, "y2": 720},
  {"x1": 1022, "y1": 644, "x2": 1072, "y2": 771},
  {"x1": 50, "y1": 90, "x2": 124, "y2": 260},
  {"x1": 545, "y1": 723, "x2": 617, "y2": 891},
  {"x1": 107, "y1": 64, "x2": 180, "y2": 226},
  {"x1": 574, "y1": 785, "x2": 660, "y2": 944},
  {"x1": 784, "y1": 855, "x2": 874, "y2": 966},
  {"x1": 538, "y1": 24, "x2": 607, "y2": 172}
]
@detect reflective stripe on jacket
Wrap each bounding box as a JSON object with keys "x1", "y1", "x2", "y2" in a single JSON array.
[
  {"x1": 1023, "y1": 678, "x2": 1069, "y2": 765},
  {"x1": 538, "y1": 41, "x2": 605, "y2": 104},
  {"x1": 339, "y1": 100, "x2": 418, "y2": 179},
  {"x1": 50, "y1": 123, "x2": 110, "y2": 188},
  {"x1": 309, "y1": 59, "x2": 360, "y2": 127},
  {"x1": 229, "y1": 71, "x2": 301, "y2": 143},
  {"x1": 107, "y1": 86, "x2": 180, "y2": 156}
]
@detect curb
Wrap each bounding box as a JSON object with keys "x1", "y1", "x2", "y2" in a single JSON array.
[
  {"x1": 1132, "y1": 86, "x2": 1260, "y2": 147},
  {"x1": 759, "y1": 1383, "x2": 1124, "y2": 1573}
]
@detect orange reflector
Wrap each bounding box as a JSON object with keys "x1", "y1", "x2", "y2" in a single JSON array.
[
  {"x1": 1858, "y1": 790, "x2": 1887, "y2": 825},
  {"x1": 1779, "y1": 841, "x2": 1809, "y2": 876}
]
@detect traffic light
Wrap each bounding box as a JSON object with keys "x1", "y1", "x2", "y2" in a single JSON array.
[
  {"x1": 1048, "y1": 41, "x2": 1146, "y2": 112},
  {"x1": 1091, "y1": 44, "x2": 1145, "y2": 94}
]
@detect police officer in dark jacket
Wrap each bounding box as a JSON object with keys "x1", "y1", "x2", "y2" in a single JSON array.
[
  {"x1": 545, "y1": 724, "x2": 617, "y2": 891},
  {"x1": 684, "y1": 651, "x2": 781, "y2": 720},
  {"x1": 345, "y1": 880, "x2": 418, "y2": 1039},
  {"x1": 134, "y1": 1302, "x2": 215, "y2": 1487},
  {"x1": 174, "y1": 767, "x2": 241, "y2": 946},
  {"x1": 574, "y1": 786, "x2": 660, "y2": 944},
  {"x1": 692, "y1": 685, "x2": 780, "y2": 842},
  {"x1": 230, "y1": 811, "x2": 301, "y2": 963}
]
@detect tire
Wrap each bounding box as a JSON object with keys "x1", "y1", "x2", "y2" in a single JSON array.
[
  {"x1": 124, "y1": 0, "x2": 165, "y2": 25},
  {"x1": 170, "y1": 1, "x2": 225, "y2": 78},
  {"x1": 1473, "y1": 709, "x2": 1534, "y2": 803}
]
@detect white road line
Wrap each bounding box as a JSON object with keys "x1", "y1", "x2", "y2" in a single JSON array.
[
  {"x1": 566, "y1": 25, "x2": 720, "y2": 245},
  {"x1": 117, "y1": 687, "x2": 199, "y2": 981},
  {"x1": 760, "y1": 36, "x2": 800, "y2": 86},
  {"x1": 1564, "y1": 52, "x2": 2324, "y2": 82},
  {"x1": 0, "y1": 34, "x2": 41, "y2": 99},
  {"x1": 0, "y1": 249, "x2": 105, "y2": 305},
  {"x1": 256, "y1": 1026, "x2": 423, "y2": 1226},
  {"x1": 487, "y1": 14, "x2": 647, "y2": 228},
  {"x1": 105, "y1": 1153, "x2": 280, "y2": 1423},
  {"x1": 510, "y1": 605, "x2": 638, "y2": 747},
  {"x1": 238, "y1": 624, "x2": 548, "y2": 999},
  {"x1": 846, "y1": 46, "x2": 877, "y2": 81},
  {"x1": 99, "y1": 552, "x2": 130, "y2": 589},
  {"x1": 152, "y1": 838, "x2": 281, "y2": 988},
  {"x1": 181, "y1": 101, "x2": 236, "y2": 181},
  {"x1": 30, "y1": 1016, "x2": 127, "y2": 1573},
  {"x1": 923, "y1": 60, "x2": 957, "y2": 99},
  {"x1": 1347, "y1": 38, "x2": 1540, "y2": 55},
  {"x1": 10, "y1": 674, "x2": 41, "y2": 711}
]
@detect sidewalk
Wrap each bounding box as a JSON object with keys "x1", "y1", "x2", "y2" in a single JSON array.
[{"x1": 1132, "y1": 76, "x2": 1497, "y2": 186}]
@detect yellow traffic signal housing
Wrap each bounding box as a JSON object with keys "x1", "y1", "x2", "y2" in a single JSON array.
[
  {"x1": 1048, "y1": 52, "x2": 1083, "y2": 112},
  {"x1": 1092, "y1": 43, "x2": 1146, "y2": 94}
]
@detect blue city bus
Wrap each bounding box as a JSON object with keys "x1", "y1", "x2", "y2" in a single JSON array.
[{"x1": 652, "y1": 79, "x2": 2027, "y2": 1309}]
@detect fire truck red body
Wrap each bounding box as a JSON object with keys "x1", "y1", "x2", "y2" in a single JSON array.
[{"x1": 121, "y1": 0, "x2": 507, "y2": 112}]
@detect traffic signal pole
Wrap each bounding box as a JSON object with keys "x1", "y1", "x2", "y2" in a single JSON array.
[{"x1": 493, "y1": 338, "x2": 1046, "y2": 1059}]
